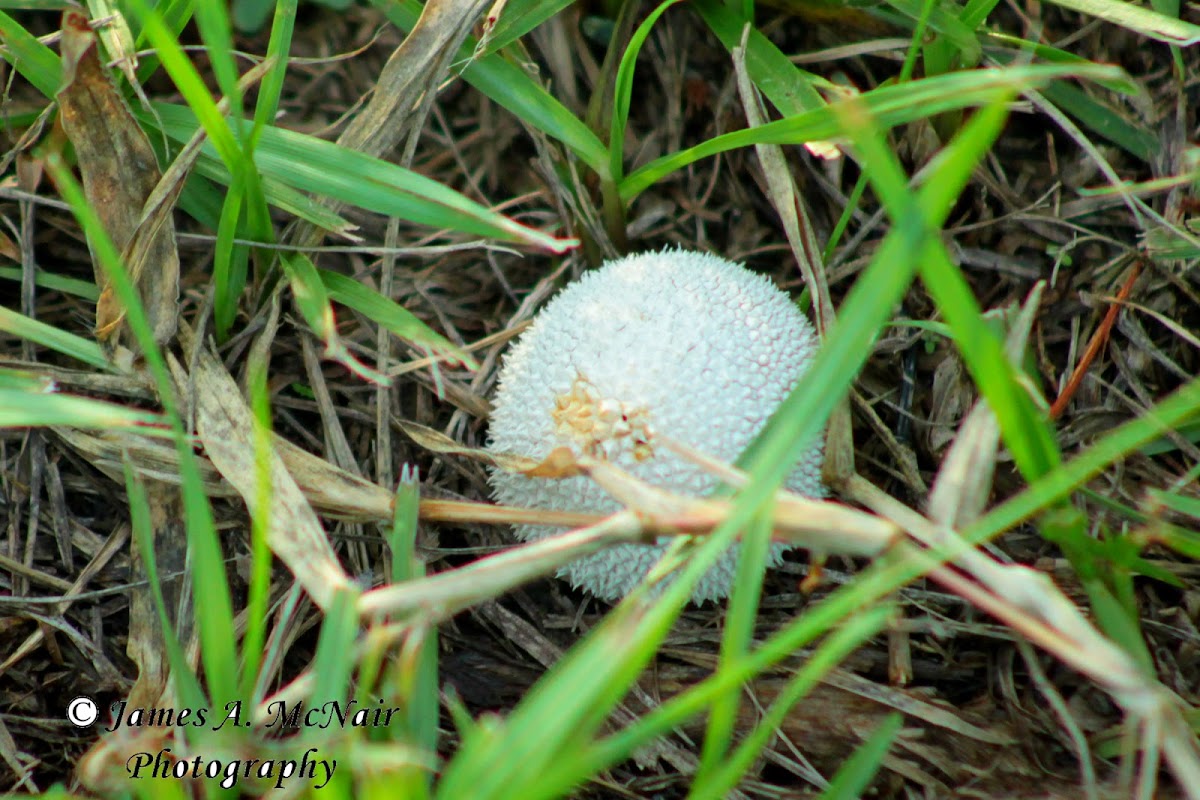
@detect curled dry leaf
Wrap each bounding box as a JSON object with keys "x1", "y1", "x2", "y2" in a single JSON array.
[{"x1": 56, "y1": 10, "x2": 179, "y2": 352}]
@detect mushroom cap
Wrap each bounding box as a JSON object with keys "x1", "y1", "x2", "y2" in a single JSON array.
[{"x1": 487, "y1": 248, "x2": 825, "y2": 603}]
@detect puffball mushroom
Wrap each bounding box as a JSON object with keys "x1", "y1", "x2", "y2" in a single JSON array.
[{"x1": 487, "y1": 248, "x2": 825, "y2": 603}]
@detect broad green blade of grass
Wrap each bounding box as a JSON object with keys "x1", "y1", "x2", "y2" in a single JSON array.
[
  {"x1": 437, "y1": 504, "x2": 766, "y2": 800},
  {"x1": 1157, "y1": 524, "x2": 1200, "y2": 560},
  {"x1": 123, "y1": 458, "x2": 211, "y2": 721},
  {"x1": 695, "y1": 507, "x2": 772, "y2": 781},
  {"x1": 0, "y1": 390, "x2": 164, "y2": 429},
  {"x1": 319, "y1": 269, "x2": 475, "y2": 369},
  {"x1": 240, "y1": 361, "x2": 275, "y2": 697},
  {"x1": 609, "y1": 0, "x2": 682, "y2": 183},
  {"x1": 960, "y1": 0, "x2": 1003, "y2": 28},
  {"x1": 310, "y1": 587, "x2": 362, "y2": 714},
  {"x1": 476, "y1": 0, "x2": 577, "y2": 56},
  {"x1": 389, "y1": 464, "x2": 422, "y2": 584},
  {"x1": 1150, "y1": 488, "x2": 1200, "y2": 521},
  {"x1": 982, "y1": 34, "x2": 1141, "y2": 94},
  {"x1": 44, "y1": 153, "x2": 237, "y2": 708},
  {"x1": 1040, "y1": 0, "x2": 1200, "y2": 44},
  {"x1": 0, "y1": 10, "x2": 61, "y2": 97},
  {"x1": 690, "y1": 605, "x2": 893, "y2": 800},
  {"x1": 1039, "y1": 81, "x2": 1157, "y2": 162},
  {"x1": 692, "y1": 0, "x2": 826, "y2": 117},
  {"x1": 147, "y1": 102, "x2": 575, "y2": 252},
  {"x1": 250, "y1": 0, "x2": 298, "y2": 137},
  {"x1": 620, "y1": 62, "x2": 1126, "y2": 201},
  {"x1": 886, "y1": 0, "x2": 982, "y2": 64},
  {"x1": 0, "y1": 370, "x2": 50, "y2": 391},
  {"x1": 0, "y1": 306, "x2": 108, "y2": 369},
  {"x1": 279, "y1": 250, "x2": 388, "y2": 384},
  {"x1": 817, "y1": 713, "x2": 904, "y2": 800},
  {"x1": 212, "y1": 173, "x2": 251, "y2": 338},
  {"x1": 148, "y1": 142, "x2": 358, "y2": 234},
  {"x1": 0, "y1": 266, "x2": 101, "y2": 301}
]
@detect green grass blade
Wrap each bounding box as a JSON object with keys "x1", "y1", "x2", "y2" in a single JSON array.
[
  {"x1": 818, "y1": 713, "x2": 904, "y2": 800},
  {"x1": 240, "y1": 360, "x2": 275, "y2": 697},
  {"x1": 693, "y1": 0, "x2": 826, "y2": 116},
  {"x1": 310, "y1": 587, "x2": 362, "y2": 714},
  {"x1": 887, "y1": 0, "x2": 981, "y2": 64},
  {"x1": 1039, "y1": 80, "x2": 1157, "y2": 162},
  {"x1": 0, "y1": 10, "x2": 61, "y2": 97},
  {"x1": 691, "y1": 605, "x2": 894, "y2": 800},
  {"x1": 251, "y1": 0, "x2": 298, "y2": 135},
  {"x1": 123, "y1": 458, "x2": 209, "y2": 714},
  {"x1": 0, "y1": 306, "x2": 108, "y2": 369},
  {"x1": 148, "y1": 102, "x2": 574, "y2": 252},
  {"x1": 124, "y1": 0, "x2": 244, "y2": 172},
  {"x1": 0, "y1": 266, "x2": 100, "y2": 301},
  {"x1": 1040, "y1": 0, "x2": 1200, "y2": 44},
  {"x1": 319, "y1": 269, "x2": 476, "y2": 368},
  {"x1": 695, "y1": 506, "x2": 772, "y2": 781},
  {"x1": 610, "y1": 0, "x2": 682, "y2": 183},
  {"x1": 190, "y1": 0, "x2": 244, "y2": 128},
  {"x1": 477, "y1": 0, "x2": 576, "y2": 55},
  {"x1": 44, "y1": 152, "x2": 237, "y2": 707},
  {"x1": 620, "y1": 62, "x2": 1125, "y2": 201},
  {"x1": 0, "y1": 389, "x2": 163, "y2": 429}
]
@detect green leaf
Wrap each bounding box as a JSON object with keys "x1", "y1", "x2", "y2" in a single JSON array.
[
  {"x1": 0, "y1": 306, "x2": 108, "y2": 369},
  {"x1": 819, "y1": 714, "x2": 904, "y2": 800},
  {"x1": 1039, "y1": 0, "x2": 1200, "y2": 44},
  {"x1": 1040, "y1": 80, "x2": 1157, "y2": 162},
  {"x1": 148, "y1": 103, "x2": 575, "y2": 252},
  {"x1": 319, "y1": 268, "x2": 476, "y2": 368},
  {"x1": 692, "y1": 0, "x2": 826, "y2": 117},
  {"x1": 0, "y1": 10, "x2": 62, "y2": 97},
  {"x1": 477, "y1": 0, "x2": 577, "y2": 55},
  {"x1": 620, "y1": 62, "x2": 1126, "y2": 201},
  {"x1": 0, "y1": 389, "x2": 164, "y2": 429},
  {"x1": 610, "y1": 0, "x2": 682, "y2": 182}
]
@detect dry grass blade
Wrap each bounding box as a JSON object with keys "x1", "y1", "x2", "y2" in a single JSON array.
[
  {"x1": 55, "y1": 10, "x2": 178, "y2": 351},
  {"x1": 403, "y1": 415, "x2": 895, "y2": 554},
  {"x1": 927, "y1": 282, "x2": 1045, "y2": 528},
  {"x1": 357, "y1": 512, "x2": 651, "y2": 620},
  {"x1": 173, "y1": 346, "x2": 355, "y2": 611}
]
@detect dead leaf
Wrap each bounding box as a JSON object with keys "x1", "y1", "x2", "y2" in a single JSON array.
[
  {"x1": 171, "y1": 347, "x2": 356, "y2": 611},
  {"x1": 56, "y1": 10, "x2": 179, "y2": 351}
]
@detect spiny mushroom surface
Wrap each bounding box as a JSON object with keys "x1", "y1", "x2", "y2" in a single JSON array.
[{"x1": 487, "y1": 248, "x2": 825, "y2": 603}]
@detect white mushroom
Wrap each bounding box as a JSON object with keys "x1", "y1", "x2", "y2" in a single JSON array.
[{"x1": 487, "y1": 248, "x2": 825, "y2": 603}]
